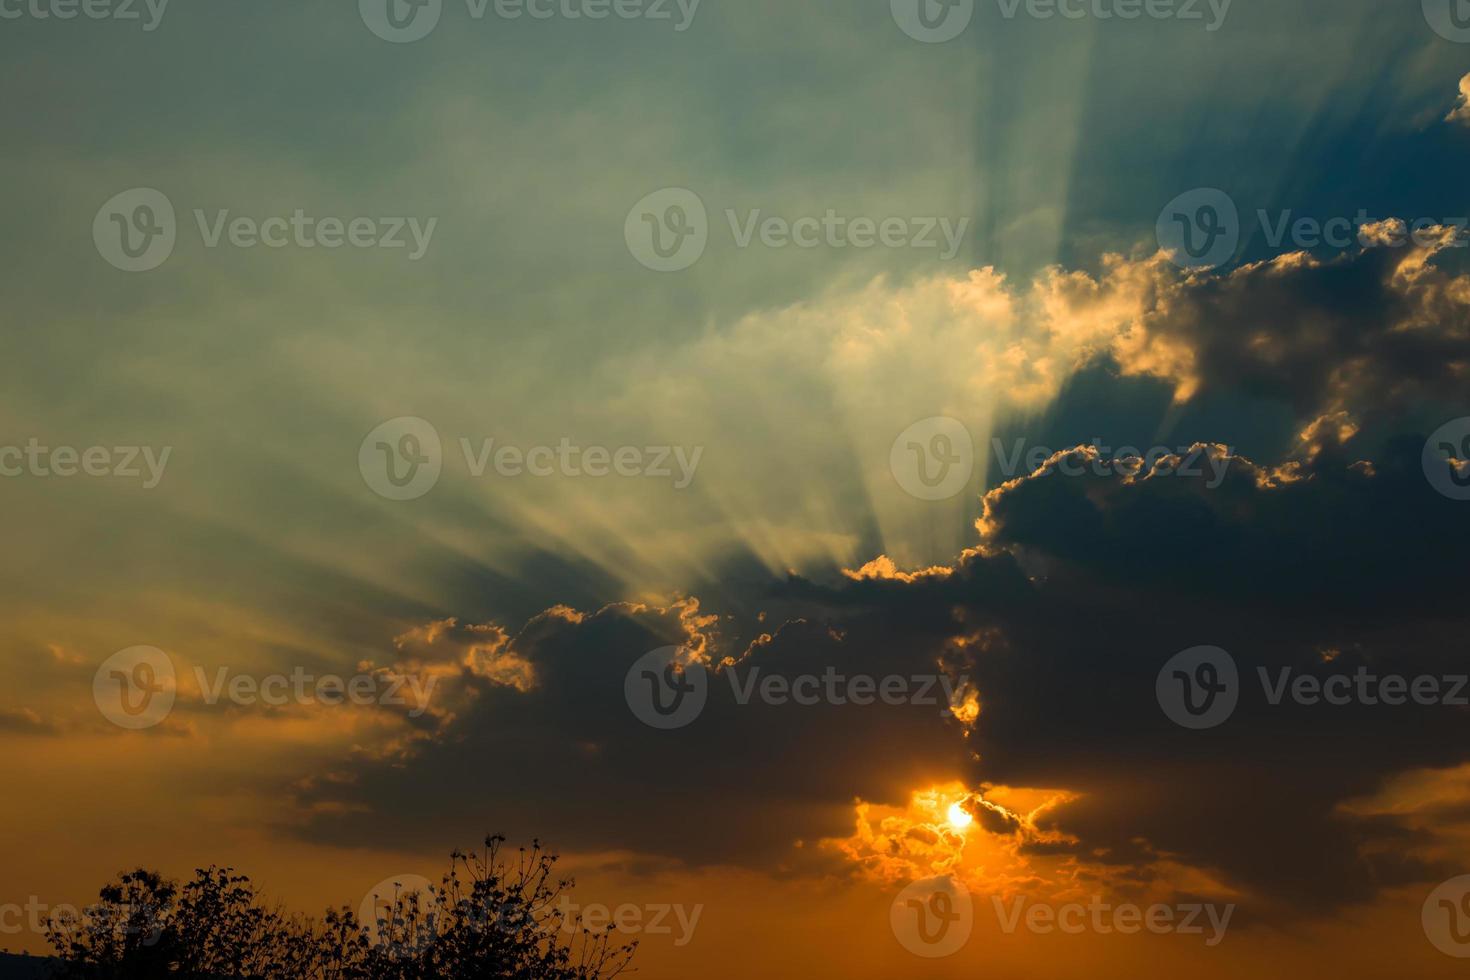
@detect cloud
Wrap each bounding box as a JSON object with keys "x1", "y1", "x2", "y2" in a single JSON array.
[
  {"x1": 287, "y1": 423, "x2": 1470, "y2": 915},
  {"x1": 0, "y1": 707, "x2": 62, "y2": 735},
  {"x1": 1103, "y1": 229, "x2": 1468, "y2": 418},
  {"x1": 1448, "y1": 73, "x2": 1470, "y2": 126},
  {"x1": 289, "y1": 596, "x2": 980, "y2": 869},
  {"x1": 604, "y1": 224, "x2": 1470, "y2": 573},
  {"x1": 267, "y1": 229, "x2": 1470, "y2": 920},
  {"x1": 848, "y1": 432, "x2": 1470, "y2": 914}
]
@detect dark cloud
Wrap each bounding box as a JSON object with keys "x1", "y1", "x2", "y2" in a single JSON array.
[
  {"x1": 1113, "y1": 228, "x2": 1470, "y2": 419},
  {"x1": 290, "y1": 428, "x2": 1470, "y2": 915},
  {"x1": 291, "y1": 600, "x2": 977, "y2": 868},
  {"x1": 288, "y1": 232, "x2": 1470, "y2": 922},
  {"x1": 848, "y1": 431, "x2": 1470, "y2": 914}
]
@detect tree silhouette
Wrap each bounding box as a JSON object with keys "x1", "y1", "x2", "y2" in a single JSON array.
[
  {"x1": 46, "y1": 869, "x2": 176, "y2": 980},
  {"x1": 44, "y1": 836, "x2": 636, "y2": 980}
]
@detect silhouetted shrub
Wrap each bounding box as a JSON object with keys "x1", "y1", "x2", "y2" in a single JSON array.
[{"x1": 44, "y1": 836, "x2": 635, "y2": 980}]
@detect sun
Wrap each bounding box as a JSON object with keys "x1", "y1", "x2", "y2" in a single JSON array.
[{"x1": 947, "y1": 801, "x2": 973, "y2": 830}]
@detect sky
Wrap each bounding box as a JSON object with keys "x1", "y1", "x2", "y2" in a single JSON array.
[{"x1": 4, "y1": 0, "x2": 1470, "y2": 975}]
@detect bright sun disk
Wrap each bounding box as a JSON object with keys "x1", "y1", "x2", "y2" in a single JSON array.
[{"x1": 947, "y1": 801, "x2": 973, "y2": 829}]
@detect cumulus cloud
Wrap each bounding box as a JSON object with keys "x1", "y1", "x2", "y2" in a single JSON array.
[
  {"x1": 597, "y1": 223, "x2": 1470, "y2": 574},
  {"x1": 274, "y1": 228, "x2": 1470, "y2": 921},
  {"x1": 1114, "y1": 226, "x2": 1470, "y2": 417},
  {"x1": 286, "y1": 426, "x2": 1470, "y2": 914}
]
